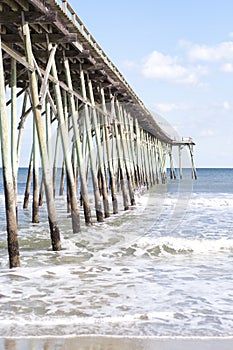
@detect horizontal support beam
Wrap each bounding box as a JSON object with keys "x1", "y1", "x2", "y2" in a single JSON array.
[
  {"x1": 1, "y1": 33, "x2": 77, "y2": 44},
  {"x1": 0, "y1": 11, "x2": 58, "y2": 24},
  {"x1": 27, "y1": 49, "x2": 91, "y2": 60},
  {"x1": 173, "y1": 140, "x2": 195, "y2": 146}
]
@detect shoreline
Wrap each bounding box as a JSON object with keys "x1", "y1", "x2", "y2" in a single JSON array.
[{"x1": 1, "y1": 336, "x2": 233, "y2": 350}]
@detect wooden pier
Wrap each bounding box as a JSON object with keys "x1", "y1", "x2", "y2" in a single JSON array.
[{"x1": 0, "y1": 0, "x2": 196, "y2": 268}]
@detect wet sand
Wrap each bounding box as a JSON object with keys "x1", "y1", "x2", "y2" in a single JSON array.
[{"x1": 1, "y1": 336, "x2": 233, "y2": 350}]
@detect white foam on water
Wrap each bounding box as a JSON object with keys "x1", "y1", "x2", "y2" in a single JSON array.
[
  {"x1": 0, "y1": 311, "x2": 175, "y2": 327},
  {"x1": 190, "y1": 195, "x2": 233, "y2": 209},
  {"x1": 134, "y1": 236, "x2": 233, "y2": 257},
  {"x1": 1, "y1": 178, "x2": 233, "y2": 337}
]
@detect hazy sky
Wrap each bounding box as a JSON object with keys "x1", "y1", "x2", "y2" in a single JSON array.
[{"x1": 67, "y1": 0, "x2": 233, "y2": 168}]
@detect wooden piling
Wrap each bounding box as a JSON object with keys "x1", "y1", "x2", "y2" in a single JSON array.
[
  {"x1": 125, "y1": 112, "x2": 138, "y2": 188},
  {"x1": 113, "y1": 118, "x2": 129, "y2": 211},
  {"x1": 144, "y1": 132, "x2": 153, "y2": 188},
  {"x1": 188, "y1": 144, "x2": 197, "y2": 180},
  {"x1": 116, "y1": 103, "x2": 136, "y2": 206},
  {"x1": 23, "y1": 22, "x2": 61, "y2": 251},
  {"x1": 179, "y1": 145, "x2": 183, "y2": 180},
  {"x1": 53, "y1": 128, "x2": 61, "y2": 198},
  {"x1": 63, "y1": 58, "x2": 92, "y2": 225},
  {"x1": 59, "y1": 161, "x2": 65, "y2": 196},
  {"x1": 101, "y1": 89, "x2": 118, "y2": 214},
  {"x1": 23, "y1": 151, "x2": 33, "y2": 210},
  {"x1": 50, "y1": 45, "x2": 80, "y2": 233},
  {"x1": 134, "y1": 118, "x2": 143, "y2": 187},
  {"x1": 87, "y1": 76, "x2": 110, "y2": 218},
  {"x1": 168, "y1": 145, "x2": 176, "y2": 180},
  {"x1": 17, "y1": 90, "x2": 29, "y2": 164},
  {"x1": 39, "y1": 176, "x2": 44, "y2": 207},
  {"x1": 149, "y1": 137, "x2": 158, "y2": 185},
  {"x1": 32, "y1": 119, "x2": 40, "y2": 223},
  {"x1": 11, "y1": 58, "x2": 18, "y2": 202},
  {"x1": 0, "y1": 35, "x2": 20, "y2": 268},
  {"x1": 80, "y1": 65, "x2": 104, "y2": 222}
]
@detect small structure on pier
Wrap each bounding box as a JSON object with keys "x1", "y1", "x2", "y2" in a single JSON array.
[{"x1": 0, "y1": 0, "x2": 196, "y2": 268}]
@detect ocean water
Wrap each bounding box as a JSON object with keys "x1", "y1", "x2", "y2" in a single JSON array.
[{"x1": 0, "y1": 168, "x2": 233, "y2": 338}]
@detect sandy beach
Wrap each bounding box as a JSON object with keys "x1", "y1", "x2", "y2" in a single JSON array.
[{"x1": 1, "y1": 336, "x2": 233, "y2": 350}]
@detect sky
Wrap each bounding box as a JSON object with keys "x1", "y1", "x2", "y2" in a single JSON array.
[{"x1": 67, "y1": 0, "x2": 233, "y2": 168}]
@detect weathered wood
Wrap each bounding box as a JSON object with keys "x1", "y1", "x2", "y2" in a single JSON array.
[
  {"x1": 0, "y1": 0, "x2": 197, "y2": 269},
  {"x1": 168, "y1": 145, "x2": 176, "y2": 180},
  {"x1": 144, "y1": 133, "x2": 153, "y2": 187},
  {"x1": 101, "y1": 89, "x2": 118, "y2": 214},
  {"x1": 179, "y1": 145, "x2": 183, "y2": 180},
  {"x1": 59, "y1": 161, "x2": 65, "y2": 196},
  {"x1": 125, "y1": 112, "x2": 138, "y2": 187},
  {"x1": 134, "y1": 118, "x2": 143, "y2": 187},
  {"x1": 23, "y1": 22, "x2": 61, "y2": 251},
  {"x1": 53, "y1": 127, "x2": 61, "y2": 197},
  {"x1": 140, "y1": 130, "x2": 149, "y2": 188},
  {"x1": 50, "y1": 46, "x2": 81, "y2": 233},
  {"x1": 0, "y1": 35, "x2": 20, "y2": 268},
  {"x1": 87, "y1": 76, "x2": 110, "y2": 218},
  {"x1": 113, "y1": 117, "x2": 129, "y2": 211},
  {"x1": 11, "y1": 58, "x2": 18, "y2": 204},
  {"x1": 161, "y1": 143, "x2": 167, "y2": 184},
  {"x1": 45, "y1": 97, "x2": 52, "y2": 164},
  {"x1": 188, "y1": 144, "x2": 197, "y2": 180},
  {"x1": 0, "y1": 11, "x2": 57, "y2": 24},
  {"x1": 116, "y1": 102, "x2": 136, "y2": 206},
  {"x1": 32, "y1": 119, "x2": 40, "y2": 223},
  {"x1": 2, "y1": 33, "x2": 77, "y2": 44},
  {"x1": 39, "y1": 175, "x2": 44, "y2": 206},
  {"x1": 64, "y1": 57, "x2": 92, "y2": 226},
  {"x1": 17, "y1": 90, "x2": 29, "y2": 161},
  {"x1": 150, "y1": 137, "x2": 159, "y2": 184},
  {"x1": 23, "y1": 150, "x2": 33, "y2": 210},
  {"x1": 38, "y1": 44, "x2": 57, "y2": 109},
  {"x1": 80, "y1": 65, "x2": 104, "y2": 222},
  {"x1": 1, "y1": 0, "x2": 19, "y2": 11}
]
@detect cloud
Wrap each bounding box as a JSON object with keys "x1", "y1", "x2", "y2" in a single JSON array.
[
  {"x1": 187, "y1": 41, "x2": 233, "y2": 62},
  {"x1": 153, "y1": 100, "x2": 233, "y2": 121},
  {"x1": 124, "y1": 38, "x2": 233, "y2": 87},
  {"x1": 223, "y1": 101, "x2": 232, "y2": 110},
  {"x1": 142, "y1": 50, "x2": 207, "y2": 85},
  {"x1": 200, "y1": 129, "x2": 215, "y2": 137},
  {"x1": 221, "y1": 63, "x2": 233, "y2": 72},
  {"x1": 154, "y1": 103, "x2": 180, "y2": 113},
  {"x1": 153, "y1": 102, "x2": 189, "y2": 113},
  {"x1": 122, "y1": 60, "x2": 139, "y2": 70}
]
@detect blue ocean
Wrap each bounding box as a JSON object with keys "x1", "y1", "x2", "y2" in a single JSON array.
[{"x1": 0, "y1": 168, "x2": 233, "y2": 338}]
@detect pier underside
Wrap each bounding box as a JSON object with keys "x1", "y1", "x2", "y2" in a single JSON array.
[{"x1": 0, "y1": 0, "x2": 196, "y2": 267}]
